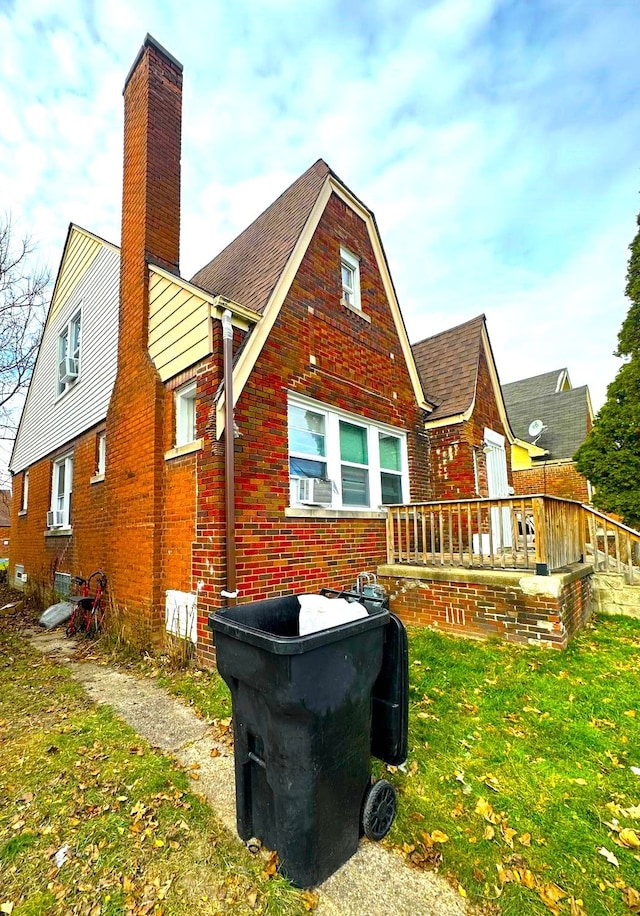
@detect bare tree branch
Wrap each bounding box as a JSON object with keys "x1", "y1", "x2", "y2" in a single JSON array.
[{"x1": 0, "y1": 214, "x2": 50, "y2": 478}]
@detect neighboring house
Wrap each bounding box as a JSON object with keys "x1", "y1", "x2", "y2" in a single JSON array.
[
  {"x1": 0, "y1": 490, "x2": 10, "y2": 556},
  {"x1": 502, "y1": 368, "x2": 594, "y2": 502},
  {"x1": 411, "y1": 315, "x2": 516, "y2": 503},
  {"x1": 9, "y1": 36, "x2": 432, "y2": 659}
]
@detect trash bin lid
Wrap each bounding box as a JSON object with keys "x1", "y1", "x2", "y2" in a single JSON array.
[{"x1": 208, "y1": 593, "x2": 389, "y2": 655}]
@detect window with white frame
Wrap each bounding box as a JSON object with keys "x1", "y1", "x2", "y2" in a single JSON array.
[
  {"x1": 57, "y1": 310, "x2": 81, "y2": 395},
  {"x1": 288, "y1": 397, "x2": 407, "y2": 510},
  {"x1": 49, "y1": 453, "x2": 73, "y2": 528},
  {"x1": 20, "y1": 470, "x2": 29, "y2": 512},
  {"x1": 340, "y1": 247, "x2": 361, "y2": 310},
  {"x1": 175, "y1": 381, "x2": 197, "y2": 447},
  {"x1": 96, "y1": 431, "x2": 106, "y2": 476}
]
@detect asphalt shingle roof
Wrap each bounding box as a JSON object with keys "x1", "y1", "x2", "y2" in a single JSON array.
[
  {"x1": 411, "y1": 315, "x2": 485, "y2": 421},
  {"x1": 191, "y1": 159, "x2": 331, "y2": 314},
  {"x1": 502, "y1": 369, "x2": 568, "y2": 404},
  {"x1": 503, "y1": 385, "x2": 590, "y2": 460}
]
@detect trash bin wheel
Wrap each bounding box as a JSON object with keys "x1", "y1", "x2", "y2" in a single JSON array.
[{"x1": 362, "y1": 779, "x2": 396, "y2": 841}]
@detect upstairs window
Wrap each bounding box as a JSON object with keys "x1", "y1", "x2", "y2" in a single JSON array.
[
  {"x1": 57, "y1": 310, "x2": 81, "y2": 396},
  {"x1": 175, "y1": 381, "x2": 197, "y2": 447},
  {"x1": 288, "y1": 396, "x2": 407, "y2": 510},
  {"x1": 340, "y1": 247, "x2": 361, "y2": 310}
]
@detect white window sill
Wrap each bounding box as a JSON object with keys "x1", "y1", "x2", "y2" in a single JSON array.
[
  {"x1": 340, "y1": 298, "x2": 371, "y2": 323},
  {"x1": 90, "y1": 472, "x2": 105, "y2": 485},
  {"x1": 285, "y1": 506, "x2": 386, "y2": 520},
  {"x1": 18, "y1": 510, "x2": 27, "y2": 517},
  {"x1": 165, "y1": 438, "x2": 203, "y2": 461},
  {"x1": 45, "y1": 527, "x2": 73, "y2": 537}
]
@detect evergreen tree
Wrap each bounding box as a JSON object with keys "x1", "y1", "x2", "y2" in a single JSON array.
[{"x1": 574, "y1": 210, "x2": 640, "y2": 528}]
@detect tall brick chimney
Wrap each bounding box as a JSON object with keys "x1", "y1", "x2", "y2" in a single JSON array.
[{"x1": 105, "y1": 36, "x2": 183, "y2": 645}]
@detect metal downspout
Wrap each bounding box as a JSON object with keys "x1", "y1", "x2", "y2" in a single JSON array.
[{"x1": 221, "y1": 310, "x2": 237, "y2": 606}]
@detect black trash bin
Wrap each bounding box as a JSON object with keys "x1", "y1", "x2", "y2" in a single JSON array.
[{"x1": 208, "y1": 591, "x2": 408, "y2": 888}]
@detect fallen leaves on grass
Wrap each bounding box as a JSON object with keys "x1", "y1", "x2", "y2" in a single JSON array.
[
  {"x1": 623, "y1": 885, "x2": 640, "y2": 913},
  {"x1": 598, "y1": 846, "x2": 620, "y2": 867}
]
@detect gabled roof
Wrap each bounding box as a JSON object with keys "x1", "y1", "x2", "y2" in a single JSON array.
[
  {"x1": 10, "y1": 225, "x2": 120, "y2": 474},
  {"x1": 193, "y1": 160, "x2": 431, "y2": 435},
  {"x1": 411, "y1": 315, "x2": 486, "y2": 421},
  {"x1": 411, "y1": 314, "x2": 516, "y2": 441},
  {"x1": 191, "y1": 159, "x2": 331, "y2": 315},
  {"x1": 504, "y1": 385, "x2": 592, "y2": 461},
  {"x1": 502, "y1": 368, "x2": 571, "y2": 404}
]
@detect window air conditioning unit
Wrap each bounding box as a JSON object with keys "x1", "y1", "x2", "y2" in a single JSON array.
[
  {"x1": 296, "y1": 477, "x2": 333, "y2": 506},
  {"x1": 47, "y1": 509, "x2": 64, "y2": 528},
  {"x1": 59, "y1": 357, "x2": 78, "y2": 384}
]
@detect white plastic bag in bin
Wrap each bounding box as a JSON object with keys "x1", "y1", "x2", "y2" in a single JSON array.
[{"x1": 298, "y1": 594, "x2": 368, "y2": 636}]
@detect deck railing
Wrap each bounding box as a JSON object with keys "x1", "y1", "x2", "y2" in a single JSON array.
[
  {"x1": 386, "y1": 495, "x2": 640, "y2": 579},
  {"x1": 583, "y1": 505, "x2": 640, "y2": 583}
]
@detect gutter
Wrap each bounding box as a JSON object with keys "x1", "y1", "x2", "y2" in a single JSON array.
[{"x1": 221, "y1": 310, "x2": 237, "y2": 606}]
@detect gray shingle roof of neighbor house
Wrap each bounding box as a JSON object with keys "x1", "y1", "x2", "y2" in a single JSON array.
[
  {"x1": 191, "y1": 159, "x2": 332, "y2": 314},
  {"x1": 503, "y1": 385, "x2": 591, "y2": 460},
  {"x1": 411, "y1": 315, "x2": 486, "y2": 421},
  {"x1": 502, "y1": 368, "x2": 570, "y2": 404}
]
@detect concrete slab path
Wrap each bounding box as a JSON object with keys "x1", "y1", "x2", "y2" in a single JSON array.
[{"x1": 31, "y1": 630, "x2": 469, "y2": 916}]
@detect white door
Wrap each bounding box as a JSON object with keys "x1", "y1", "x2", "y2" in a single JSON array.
[{"x1": 484, "y1": 428, "x2": 512, "y2": 549}]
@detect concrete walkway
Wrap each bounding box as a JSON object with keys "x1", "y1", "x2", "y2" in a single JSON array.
[{"x1": 31, "y1": 630, "x2": 468, "y2": 916}]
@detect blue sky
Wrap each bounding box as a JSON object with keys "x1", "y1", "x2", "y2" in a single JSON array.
[{"x1": 1, "y1": 0, "x2": 639, "y2": 442}]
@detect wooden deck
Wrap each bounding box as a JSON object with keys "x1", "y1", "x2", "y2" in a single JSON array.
[{"x1": 386, "y1": 496, "x2": 640, "y2": 580}]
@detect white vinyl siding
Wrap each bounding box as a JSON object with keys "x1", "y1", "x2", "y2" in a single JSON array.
[
  {"x1": 10, "y1": 235, "x2": 119, "y2": 473},
  {"x1": 148, "y1": 270, "x2": 211, "y2": 382}
]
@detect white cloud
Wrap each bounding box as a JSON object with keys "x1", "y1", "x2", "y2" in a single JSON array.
[{"x1": 1, "y1": 0, "x2": 639, "y2": 481}]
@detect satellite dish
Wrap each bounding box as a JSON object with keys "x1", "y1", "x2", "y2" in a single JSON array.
[{"x1": 528, "y1": 419, "x2": 545, "y2": 438}]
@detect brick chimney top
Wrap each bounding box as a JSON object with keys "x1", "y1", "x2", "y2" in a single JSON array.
[{"x1": 124, "y1": 33, "x2": 183, "y2": 93}]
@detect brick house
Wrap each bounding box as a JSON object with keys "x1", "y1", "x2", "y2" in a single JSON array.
[
  {"x1": 502, "y1": 368, "x2": 594, "y2": 502},
  {"x1": 9, "y1": 35, "x2": 433, "y2": 657},
  {"x1": 411, "y1": 315, "x2": 516, "y2": 502}
]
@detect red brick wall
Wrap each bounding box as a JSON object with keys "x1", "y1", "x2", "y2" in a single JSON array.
[
  {"x1": 513, "y1": 462, "x2": 590, "y2": 502},
  {"x1": 428, "y1": 348, "x2": 511, "y2": 500},
  {"x1": 9, "y1": 427, "x2": 107, "y2": 593},
  {"x1": 0, "y1": 528, "x2": 9, "y2": 553},
  {"x1": 378, "y1": 568, "x2": 593, "y2": 649},
  {"x1": 105, "y1": 39, "x2": 183, "y2": 644},
  {"x1": 194, "y1": 192, "x2": 429, "y2": 664}
]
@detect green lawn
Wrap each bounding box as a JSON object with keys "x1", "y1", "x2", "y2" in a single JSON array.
[
  {"x1": 377, "y1": 615, "x2": 640, "y2": 915},
  {"x1": 74, "y1": 611, "x2": 640, "y2": 914},
  {"x1": 0, "y1": 627, "x2": 311, "y2": 916}
]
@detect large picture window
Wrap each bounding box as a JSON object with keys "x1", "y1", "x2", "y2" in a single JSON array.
[{"x1": 288, "y1": 397, "x2": 407, "y2": 510}]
